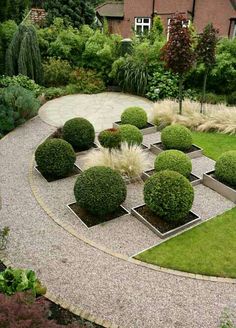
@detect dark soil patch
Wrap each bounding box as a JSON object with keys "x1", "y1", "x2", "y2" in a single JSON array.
[
  {"x1": 144, "y1": 169, "x2": 200, "y2": 183},
  {"x1": 36, "y1": 165, "x2": 81, "y2": 182},
  {"x1": 207, "y1": 171, "x2": 236, "y2": 191},
  {"x1": 0, "y1": 261, "x2": 6, "y2": 272},
  {"x1": 115, "y1": 121, "x2": 154, "y2": 129},
  {"x1": 152, "y1": 142, "x2": 201, "y2": 154},
  {"x1": 135, "y1": 205, "x2": 198, "y2": 234},
  {"x1": 69, "y1": 203, "x2": 129, "y2": 228}
]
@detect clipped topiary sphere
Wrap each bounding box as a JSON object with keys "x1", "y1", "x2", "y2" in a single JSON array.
[
  {"x1": 98, "y1": 128, "x2": 121, "y2": 149},
  {"x1": 62, "y1": 117, "x2": 95, "y2": 151},
  {"x1": 35, "y1": 139, "x2": 76, "y2": 178},
  {"x1": 119, "y1": 124, "x2": 143, "y2": 145},
  {"x1": 121, "y1": 107, "x2": 148, "y2": 129},
  {"x1": 74, "y1": 166, "x2": 127, "y2": 217},
  {"x1": 144, "y1": 170, "x2": 194, "y2": 223},
  {"x1": 154, "y1": 150, "x2": 192, "y2": 178},
  {"x1": 215, "y1": 151, "x2": 236, "y2": 187},
  {"x1": 161, "y1": 124, "x2": 193, "y2": 151}
]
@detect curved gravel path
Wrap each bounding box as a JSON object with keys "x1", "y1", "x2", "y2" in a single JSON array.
[{"x1": 1, "y1": 94, "x2": 236, "y2": 328}]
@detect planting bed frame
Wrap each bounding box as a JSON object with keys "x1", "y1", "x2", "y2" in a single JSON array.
[
  {"x1": 203, "y1": 171, "x2": 236, "y2": 203},
  {"x1": 131, "y1": 204, "x2": 200, "y2": 239},
  {"x1": 67, "y1": 203, "x2": 130, "y2": 228},
  {"x1": 150, "y1": 142, "x2": 203, "y2": 159},
  {"x1": 142, "y1": 169, "x2": 201, "y2": 186},
  {"x1": 113, "y1": 121, "x2": 157, "y2": 135},
  {"x1": 35, "y1": 164, "x2": 82, "y2": 183}
]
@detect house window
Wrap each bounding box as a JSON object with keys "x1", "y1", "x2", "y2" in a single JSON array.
[
  {"x1": 135, "y1": 17, "x2": 151, "y2": 34},
  {"x1": 233, "y1": 22, "x2": 236, "y2": 38}
]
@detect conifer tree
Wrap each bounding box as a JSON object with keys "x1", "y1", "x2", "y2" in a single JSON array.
[
  {"x1": 5, "y1": 24, "x2": 43, "y2": 84},
  {"x1": 0, "y1": 0, "x2": 31, "y2": 24},
  {"x1": 43, "y1": 0, "x2": 95, "y2": 29}
]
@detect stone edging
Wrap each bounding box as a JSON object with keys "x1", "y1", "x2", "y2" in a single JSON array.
[
  {"x1": 0, "y1": 256, "x2": 120, "y2": 328},
  {"x1": 28, "y1": 147, "x2": 236, "y2": 285}
]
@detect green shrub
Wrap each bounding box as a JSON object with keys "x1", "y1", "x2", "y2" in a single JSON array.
[
  {"x1": 119, "y1": 124, "x2": 143, "y2": 145},
  {"x1": 144, "y1": 170, "x2": 194, "y2": 223},
  {"x1": 74, "y1": 166, "x2": 127, "y2": 217},
  {"x1": 0, "y1": 86, "x2": 40, "y2": 135},
  {"x1": 215, "y1": 151, "x2": 236, "y2": 187},
  {"x1": 35, "y1": 139, "x2": 76, "y2": 178},
  {"x1": 0, "y1": 75, "x2": 42, "y2": 97},
  {"x1": 62, "y1": 117, "x2": 95, "y2": 151},
  {"x1": 69, "y1": 68, "x2": 106, "y2": 94},
  {"x1": 43, "y1": 58, "x2": 72, "y2": 87},
  {"x1": 121, "y1": 107, "x2": 147, "y2": 129},
  {"x1": 146, "y1": 68, "x2": 179, "y2": 101},
  {"x1": 44, "y1": 87, "x2": 67, "y2": 100},
  {"x1": 0, "y1": 267, "x2": 46, "y2": 296},
  {"x1": 154, "y1": 150, "x2": 192, "y2": 177},
  {"x1": 227, "y1": 91, "x2": 236, "y2": 106},
  {"x1": 98, "y1": 128, "x2": 121, "y2": 149},
  {"x1": 161, "y1": 124, "x2": 193, "y2": 151},
  {"x1": 196, "y1": 92, "x2": 226, "y2": 105}
]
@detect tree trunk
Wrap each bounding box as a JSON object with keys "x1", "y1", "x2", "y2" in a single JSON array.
[
  {"x1": 179, "y1": 76, "x2": 183, "y2": 115},
  {"x1": 200, "y1": 70, "x2": 208, "y2": 114}
]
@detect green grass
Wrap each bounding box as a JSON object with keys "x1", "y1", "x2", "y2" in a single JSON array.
[
  {"x1": 192, "y1": 131, "x2": 236, "y2": 160},
  {"x1": 135, "y1": 207, "x2": 236, "y2": 278}
]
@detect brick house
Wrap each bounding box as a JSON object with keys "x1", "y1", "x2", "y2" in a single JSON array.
[{"x1": 96, "y1": 0, "x2": 236, "y2": 38}]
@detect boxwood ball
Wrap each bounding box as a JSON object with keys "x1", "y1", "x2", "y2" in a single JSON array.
[
  {"x1": 62, "y1": 117, "x2": 95, "y2": 151},
  {"x1": 35, "y1": 139, "x2": 76, "y2": 178},
  {"x1": 121, "y1": 107, "x2": 148, "y2": 129},
  {"x1": 215, "y1": 150, "x2": 236, "y2": 187},
  {"x1": 74, "y1": 166, "x2": 127, "y2": 217},
  {"x1": 119, "y1": 124, "x2": 143, "y2": 145},
  {"x1": 161, "y1": 124, "x2": 193, "y2": 151},
  {"x1": 154, "y1": 150, "x2": 192, "y2": 177},
  {"x1": 144, "y1": 170, "x2": 194, "y2": 223}
]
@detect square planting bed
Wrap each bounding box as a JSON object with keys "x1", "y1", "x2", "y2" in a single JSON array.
[
  {"x1": 150, "y1": 142, "x2": 203, "y2": 159},
  {"x1": 113, "y1": 121, "x2": 156, "y2": 135},
  {"x1": 142, "y1": 169, "x2": 201, "y2": 186},
  {"x1": 67, "y1": 203, "x2": 130, "y2": 228},
  {"x1": 131, "y1": 204, "x2": 200, "y2": 239},
  {"x1": 35, "y1": 165, "x2": 81, "y2": 183},
  {"x1": 48, "y1": 129, "x2": 98, "y2": 154},
  {"x1": 203, "y1": 171, "x2": 236, "y2": 203}
]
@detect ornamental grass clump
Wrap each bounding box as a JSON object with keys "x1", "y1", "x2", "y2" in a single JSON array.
[
  {"x1": 84, "y1": 142, "x2": 149, "y2": 179},
  {"x1": 144, "y1": 170, "x2": 194, "y2": 223},
  {"x1": 154, "y1": 150, "x2": 192, "y2": 178},
  {"x1": 121, "y1": 107, "x2": 148, "y2": 129},
  {"x1": 161, "y1": 124, "x2": 193, "y2": 151},
  {"x1": 74, "y1": 166, "x2": 127, "y2": 217},
  {"x1": 62, "y1": 117, "x2": 95, "y2": 151},
  {"x1": 98, "y1": 128, "x2": 121, "y2": 149},
  {"x1": 35, "y1": 139, "x2": 76, "y2": 178},
  {"x1": 215, "y1": 151, "x2": 236, "y2": 187},
  {"x1": 119, "y1": 124, "x2": 143, "y2": 145}
]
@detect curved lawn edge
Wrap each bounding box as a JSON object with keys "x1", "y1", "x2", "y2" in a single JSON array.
[
  {"x1": 135, "y1": 207, "x2": 236, "y2": 279},
  {"x1": 28, "y1": 141, "x2": 236, "y2": 283}
]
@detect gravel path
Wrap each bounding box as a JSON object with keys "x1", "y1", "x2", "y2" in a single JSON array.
[{"x1": 0, "y1": 93, "x2": 236, "y2": 328}]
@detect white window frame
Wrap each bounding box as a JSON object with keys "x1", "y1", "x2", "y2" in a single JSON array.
[
  {"x1": 135, "y1": 17, "x2": 151, "y2": 34},
  {"x1": 233, "y1": 22, "x2": 236, "y2": 39},
  {"x1": 167, "y1": 18, "x2": 191, "y2": 40}
]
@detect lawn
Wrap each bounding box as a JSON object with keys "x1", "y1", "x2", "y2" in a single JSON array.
[
  {"x1": 192, "y1": 131, "x2": 236, "y2": 160},
  {"x1": 135, "y1": 207, "x2": 236, "y2": 278}
]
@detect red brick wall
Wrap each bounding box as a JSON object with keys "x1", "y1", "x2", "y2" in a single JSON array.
[
  {"x1": 193, "y1": 0, "x2": 235, "y2": 36},
  {"x1": 110, "y1": 0, "x2": 235, "y2": 38}
]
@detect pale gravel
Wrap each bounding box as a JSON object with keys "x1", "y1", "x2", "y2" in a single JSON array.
[{"x1": 1, "y1": 116, "x2": 236, "y2": 328}]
